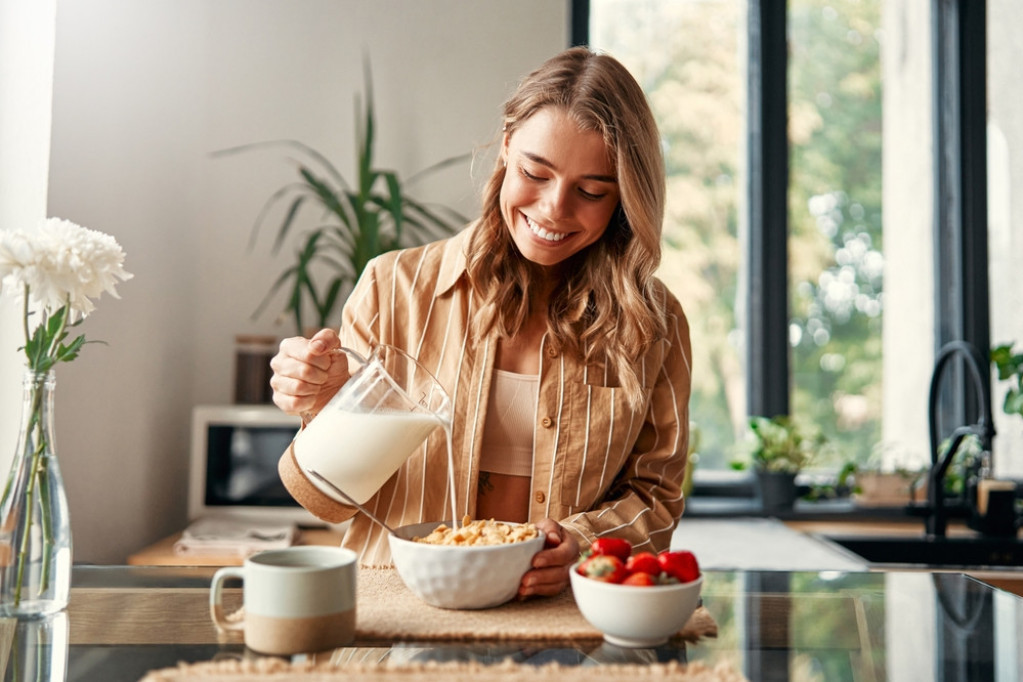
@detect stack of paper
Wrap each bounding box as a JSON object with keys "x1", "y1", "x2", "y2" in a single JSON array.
[{"x1": 173, "y1": 517, "x2": 297, "y2": 557}]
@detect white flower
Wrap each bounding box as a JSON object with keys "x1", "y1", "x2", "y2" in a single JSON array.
[{"x1": 0, "y1": 217, "x2": 133, "y2": 322}]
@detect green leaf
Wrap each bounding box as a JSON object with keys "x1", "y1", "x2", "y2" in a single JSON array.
[
  {"x1": 317, "y1": 279, "x2": 344, "y2": 328},
  {"x1": 56, "y1": 335, "x2": 87, "y2": 363},
  {"x1": 381, "y1": 171, "x2": 404, "y2": 242},
  {"x1": 247, "y1": 182, "x2": 305, "y2": 250},
  {"x1": 270, "y1": 194, "x2": 308, "y2": 253},
  {"x1": 405, "y1": 152, "x2": 474, "y2": 185},
  {"x1": 357, "y1": 61, "x2": 376, "y2": 198},
  {"x1": 1004, "y1": 389, "x2": 1023, "y2": 418},
  {"x1": 46, "y1": 307, "x2": 67, "y2": 339},
  {"x1": 212, "y1": 138, "x2": 350, "y2": 192},
  {"x1": 24, "y1": 322, "x2": 47, "y2": 368}
]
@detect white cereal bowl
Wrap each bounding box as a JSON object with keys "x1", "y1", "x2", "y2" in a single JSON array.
[
  {"x1": 388, "y1": 521, "x2": 545, "y2": 610},
  {"x1": 570, "y1": 565, "x2": 703, "y2": 648}
]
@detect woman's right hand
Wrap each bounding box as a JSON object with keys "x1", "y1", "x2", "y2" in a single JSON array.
[{"x1": 269, "y1": 328, "x2": 350, "y2": 419}]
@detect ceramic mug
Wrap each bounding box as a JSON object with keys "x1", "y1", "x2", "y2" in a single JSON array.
[{"x1": 210, "y1": 546, "x2": 357, "y2": 655}]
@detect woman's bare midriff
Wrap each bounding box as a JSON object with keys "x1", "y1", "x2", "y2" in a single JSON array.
[
  {"x1": 476, "y1": 472, "x2": 531, "y2": 523},
  {"x1": 479, "y1": 307, "x2": 546, "y2": 523}
]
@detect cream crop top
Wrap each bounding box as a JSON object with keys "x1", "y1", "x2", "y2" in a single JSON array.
[{"x1": 478, "y1": 369, "x2": 538, "y2": 477}]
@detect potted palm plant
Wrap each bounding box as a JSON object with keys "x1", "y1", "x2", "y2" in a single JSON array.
[
  {"x1": 215, "y1": 63, "x2": 470, "y2": 335},
  {"x1": 747, "y1": 415, "x2": 823, "y2": 512}
]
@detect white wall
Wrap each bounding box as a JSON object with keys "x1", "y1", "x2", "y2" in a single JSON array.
[
  {"x1": 880, "y1": 0, "x2": 934, "y2": 471},
  {"x1": 45, "y1": 0, "x2": 569, "y2": 563},
  {"x1": 0, "y1": 1, "x2": 57, "y2": 483}
]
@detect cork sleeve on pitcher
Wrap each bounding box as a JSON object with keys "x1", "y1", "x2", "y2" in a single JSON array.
[{"x1": 278, "y1": 443, "x2": 355, "y2": 524}]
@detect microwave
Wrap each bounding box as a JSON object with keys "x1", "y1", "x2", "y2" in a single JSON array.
[{"x1": 187, "y1": 404, "x2": 324, "y2": 526}]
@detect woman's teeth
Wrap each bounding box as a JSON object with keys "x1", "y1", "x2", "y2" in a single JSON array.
[{"x1": 525, "y1": 215, "x2": 566, "y2": 242}]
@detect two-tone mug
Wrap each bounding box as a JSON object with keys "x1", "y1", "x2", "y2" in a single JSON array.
[{"x1": 210, "y1": 546, "x2": 357, "y2": 655}]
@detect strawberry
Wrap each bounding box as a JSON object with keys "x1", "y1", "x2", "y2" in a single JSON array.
[
  {"x1": 625, "y1": 551, "x2": 661, "y2": 576},
  {"x1": 577, "y1": 554, "x2": 628, "y2": 583},
  {"x1": 657, "y1": 549, "x2": 700, "y2": 583},
  {"x1": 587, "y1": 537, "x2": 632, "y2": 562},
  {"x1": 621, "y1": 571, "x2": 657, "y2": 586}
]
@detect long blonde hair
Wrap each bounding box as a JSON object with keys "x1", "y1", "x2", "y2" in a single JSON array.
[{"x1": 466, "y1": 47, "x2": 667, "y2": 408}]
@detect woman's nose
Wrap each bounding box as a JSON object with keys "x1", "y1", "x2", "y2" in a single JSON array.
[{"x1": 539, "y1": 181, "x2": 570, "y2": 221}]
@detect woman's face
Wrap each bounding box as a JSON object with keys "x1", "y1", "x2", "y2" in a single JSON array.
[{"x1": 500, "y1": 107, "x2": 620, "y2": 268}]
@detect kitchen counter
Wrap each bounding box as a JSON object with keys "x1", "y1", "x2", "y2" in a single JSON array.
[
  {"x1": 4, "y1": 564, "x2": 1019, "y2": 681},
  {"x1": 672, "y1": 517, "x2": 868, "y2": 571},
  {"x1": 673, "y1": 517, "x2": 1023, "y2": 600}
]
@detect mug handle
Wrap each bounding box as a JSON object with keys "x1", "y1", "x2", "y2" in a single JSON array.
[{"x1": 209, "y1": 566, "x2": 245, "y2": 632}]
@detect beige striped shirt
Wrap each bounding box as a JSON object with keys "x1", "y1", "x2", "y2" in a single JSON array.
[{"x1": 278, "y1": 224, "x2": 692, "y2": 566}]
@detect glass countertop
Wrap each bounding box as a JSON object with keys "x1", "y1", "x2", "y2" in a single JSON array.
[{"x1": 2, "y1": 565, "x2": 1021, "y2": 681}]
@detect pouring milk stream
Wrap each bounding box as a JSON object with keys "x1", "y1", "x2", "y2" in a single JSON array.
[{"x1": 293, "y1": 344, "x2": 458, "y2": 526}]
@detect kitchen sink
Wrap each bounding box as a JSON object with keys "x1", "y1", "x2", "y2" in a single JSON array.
[{"x1": 822, "y1": 534, "x2": 1023, "y2": 569}]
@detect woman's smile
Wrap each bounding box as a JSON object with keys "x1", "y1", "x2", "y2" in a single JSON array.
[{"x1": 523, "y1": 213, "x2": 568, "y2": 242}]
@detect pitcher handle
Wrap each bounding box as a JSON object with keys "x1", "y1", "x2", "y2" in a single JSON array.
[{"x1": 336, "y1": 345, "x2": 369, "y2": 365}]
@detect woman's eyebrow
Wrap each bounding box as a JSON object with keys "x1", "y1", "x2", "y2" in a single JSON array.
[{"x1": 521, "y1": 151, "x2": 618, "y2": 183}]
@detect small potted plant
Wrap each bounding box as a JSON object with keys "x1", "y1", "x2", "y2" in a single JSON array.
[
  {"x1": 747, "y1": 415, "x2": 823, "y2": 512},
  {"x1": 851, "y1": 443, "x2": 928, "y2": 508}
]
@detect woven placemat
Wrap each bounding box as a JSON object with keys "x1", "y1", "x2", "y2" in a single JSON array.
[
  {"x1": 355, "y1": 568, "x2": 717, "y2": 643},
  {"x1": 140, "y1": 658, "x2": 748, "y2": 682},
  {"x1": 140, "y1": 568, "x2": 720, "y2": 681}
]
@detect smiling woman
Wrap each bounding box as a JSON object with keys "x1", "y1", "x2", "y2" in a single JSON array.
[{"x1": 271, "y1": 47, "x2": 693, "y2": 602}]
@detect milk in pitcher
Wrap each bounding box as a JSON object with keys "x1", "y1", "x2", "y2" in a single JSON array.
[{"x1": 296, "y1": 409, "x2": 442, "y2": 504}]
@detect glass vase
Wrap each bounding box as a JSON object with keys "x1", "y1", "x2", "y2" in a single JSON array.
[
  {"x1": 3, "y1": 611, "x2": 69, "y2": 680},
  {"x1": 0, "y1": 370, "x2": 72, "y2": 617}
]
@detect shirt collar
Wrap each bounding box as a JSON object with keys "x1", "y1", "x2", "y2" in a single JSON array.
[
  {"x1": 436, "y1": 222, "x2": 591, "y2": 324},
  {"x1": 436, "y1": 222, "x2": 474, "y2": 295}
]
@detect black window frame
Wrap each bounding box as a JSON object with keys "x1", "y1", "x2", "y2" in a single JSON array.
[{"x1": 574, "y1": 0, "x2": 991, "y2": 482}]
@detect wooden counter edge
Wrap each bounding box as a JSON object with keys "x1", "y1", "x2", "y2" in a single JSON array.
[{"x1": 126, "y1": 528, "x2": 343, "y2": 567}]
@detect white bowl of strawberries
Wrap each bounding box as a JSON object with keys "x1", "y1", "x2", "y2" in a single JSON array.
[{"x1": 569, "y1": 537, "x2": 703, "y2": 648}]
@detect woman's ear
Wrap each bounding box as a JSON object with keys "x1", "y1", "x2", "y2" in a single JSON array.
[{"x1": 500, "y1": 131, "x2": 511, "y2": 166}]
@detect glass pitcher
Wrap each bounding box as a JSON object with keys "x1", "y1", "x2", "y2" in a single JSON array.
[{"x1": 293, "y1": 344, "x2": 453, "y2": 505}]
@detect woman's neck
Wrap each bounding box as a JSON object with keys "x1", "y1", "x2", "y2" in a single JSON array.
[{"x1": 494, "y1": 310, "x2": 546, "y2": 375}]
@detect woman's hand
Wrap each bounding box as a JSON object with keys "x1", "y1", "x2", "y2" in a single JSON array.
[
  {"x1": 517, "y1": 518, "x2": 580, "y2": 599},
  {"x1": 269, "y1": 328, "x2": 350, "y2": 418}
]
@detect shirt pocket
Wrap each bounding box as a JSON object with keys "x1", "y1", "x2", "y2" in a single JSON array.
[
  {"x1": 559, "y1": 380, "x2": 646, "y2": 508},
  {"x1": 557, "y1": 341, "x2": 668, "y2": 507}
]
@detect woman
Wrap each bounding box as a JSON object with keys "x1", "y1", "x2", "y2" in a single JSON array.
[{"x1": 271, "y1": 47, "x2": 692, "y2": 598}]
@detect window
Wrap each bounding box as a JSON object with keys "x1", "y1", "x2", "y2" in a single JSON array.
[
  {"x1": 987, "y1": 0, "x2": 1023, "y2": 478},
  {"x1": 788, "y1": 1, "x2": 887, "y2": 471},
  {"x1": 585, "y1": 0, "x2": 1001, "y2": 479}
]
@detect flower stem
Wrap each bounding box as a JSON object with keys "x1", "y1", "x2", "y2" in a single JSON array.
[
  {"x1": 10, "y1": 382, "x2": 50, "y2": 606},
  {"x1": 20, "y1": 284, "x2": 31, "y2": 354},
  {"x1": 37, "y1": 457, "x2": 54, "y2": 595}
]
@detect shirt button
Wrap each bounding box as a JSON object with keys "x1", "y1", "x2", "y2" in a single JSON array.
[
  {"x1": 546, "y1": 346, "x2": 558, "y2": 358},
  {"x1": 541, "y1": 416, "x2": 553, "y2": 428},
  {"x1": 534, "y1": 491, "x2": 546, "y2": 504}
]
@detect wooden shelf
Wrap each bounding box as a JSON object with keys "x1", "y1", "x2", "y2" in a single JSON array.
[{"x1": 127, "y1": 528, "x2": 343, "y2": 567}]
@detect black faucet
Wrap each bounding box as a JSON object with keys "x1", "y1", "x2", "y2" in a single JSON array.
[{"x1": 926, "y1": 341, "x2": 996, "y2": 538}]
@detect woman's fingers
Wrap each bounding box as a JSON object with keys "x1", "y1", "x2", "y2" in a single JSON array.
[
  {"x1": 517, "y1": 518, "x2": 580, "y2": 599},
  {"x1": 269, "y1": 329, "x2": 346, "y2": 415}
]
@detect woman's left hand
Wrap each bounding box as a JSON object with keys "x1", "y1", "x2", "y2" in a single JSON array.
[{"x1": 517, "y1": 518, "x2": 580, "y2": 599}]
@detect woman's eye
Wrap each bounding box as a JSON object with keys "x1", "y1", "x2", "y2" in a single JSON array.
[
  {"x1": 519, "y1": 167, "x2": 543, "y2": 181},
  {"x1": 579, "y1": 188, "x2": 608, "y2": 201}
]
